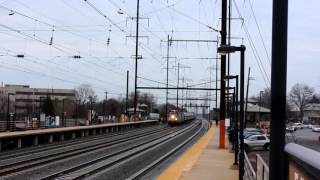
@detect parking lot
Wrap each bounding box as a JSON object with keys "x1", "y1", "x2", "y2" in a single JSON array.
[
  {"x1": 247, "y1": 128, "x2": 320, "y2": 170},
  {"x1": 293, "y1": 128, "x2": 320, "y2": 152}
]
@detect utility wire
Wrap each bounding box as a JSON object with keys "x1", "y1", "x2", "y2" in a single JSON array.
[
  {"x1": 248, "y1": 0, "x2": 271, "y2": 65},
  {"x1": 137, "y1": 76, "x2": 176, "y2": 87},
  {"x1": 233, "y1": 0, "x2": 270, "y2": 88},
  {"x1": 84, "y1": 0, "x2": 125, "y2": 32}
]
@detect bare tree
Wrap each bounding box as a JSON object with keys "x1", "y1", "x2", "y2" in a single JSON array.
[
  {"x1": 75, "y1": 84, "x2": 97, "y2": 105},
  {"x1": 252, "y1": 88, "x2": 271, "y2": 109},
  {"x1": 0, "y1": 91, "x2": 7, "y2": 120},
  {"x1": 289, "y1": 83, "x2": 314, "y2": 122}
]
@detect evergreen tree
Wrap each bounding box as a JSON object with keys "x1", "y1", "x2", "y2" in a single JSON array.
[{"x1": 43, "y1": 96, "x2": 55, "y2": 116}]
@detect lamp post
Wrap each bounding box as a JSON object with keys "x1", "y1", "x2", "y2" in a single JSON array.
[
  {"x1": 89, "y1": 96, "x2": 93, "y2": 124},
  {"x1": 218, "y1": 45, "x2": 246, "y2": 180},
  {"x1": 39, "y1": 96, "x2": 46, "y2": 118},
  {"x1": 224, "y1": 75, "x2": 239, "y2": 165},
  {"x1": 75, "y1": 99, "x2": 80, "y2": 120},
  {"x1": 6, "y1": 93, "x2": 15, "y2": 131},
  {"x1": 258, "y1": 91, "x2": 263, "y2": 128},
  {"x1": 62, "y1": 98, "x2": 67, "y2": 127}
]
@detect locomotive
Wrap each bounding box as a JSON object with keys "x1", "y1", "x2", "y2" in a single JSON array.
[{"x1": 167, "y1": 110, "x2": 196, "y2": 125}]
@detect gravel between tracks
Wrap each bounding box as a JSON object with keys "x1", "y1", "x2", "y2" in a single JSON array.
[
  {"x1": 0, "y1": 121, "x2": 209, "y2": 180},
  {"x1": 87, "y1": 120, "x2": 209, "y2": 180},
  {"x1": 1, "y1": 124, "x2": 187, "y2": 180}
]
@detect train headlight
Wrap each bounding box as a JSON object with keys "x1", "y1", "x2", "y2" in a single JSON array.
[{"x1": 170, "y1": 115, "x2": 175, "y2": 119}]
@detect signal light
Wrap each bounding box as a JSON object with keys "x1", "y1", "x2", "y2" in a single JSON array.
[
  {"x1": 16, "y1": 54, "x2": 24, "y2": 58},
  {"x1": 72, "y1": 55, "x2": 82, "y2": 59}
]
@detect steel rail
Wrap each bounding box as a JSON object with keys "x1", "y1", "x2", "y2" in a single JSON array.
[
  {"x1": 39, "y1": 122, "x2": 200, "y2": 180},
  {"x1": 0, "y1": 125, "x2": 165, "y2": 160},
  {"x1": 126, "y1": 121, "x2": 209, "y2": 179},
  {"x1": 0, "y1": 126, "x2": 175, "y2": 176}
]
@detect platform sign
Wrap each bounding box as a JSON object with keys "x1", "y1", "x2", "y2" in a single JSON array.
[
  {"x1": 40, "y1": 113, "x2": 45, "y2": 122},
  {"x1": 225, "y1": 118, "x2": 230, "y2": 127},
  {"x1": 55, "y1": 116, "x2": 60, "y2": 126}
]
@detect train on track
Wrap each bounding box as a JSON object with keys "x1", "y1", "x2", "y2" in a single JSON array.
[{"x1": 167, "y1": 110, "x2": 196, "y2": 125}]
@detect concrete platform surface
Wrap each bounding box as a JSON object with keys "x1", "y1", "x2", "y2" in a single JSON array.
[
  {"x1": 158, "y1": 124, "x2": 238, "y2": 180},
  {"x1": 0, "y1": 120, "x2": 157, "y2": 138}
]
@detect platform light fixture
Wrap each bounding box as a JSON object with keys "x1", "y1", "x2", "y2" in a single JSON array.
[{"x1": 218, "y1": 45, "x2": 246, "y2": 180}]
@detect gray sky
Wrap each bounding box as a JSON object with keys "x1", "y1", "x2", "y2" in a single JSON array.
[{"x1": 0, "y1": 0, "x2": 319, "y2": 107}]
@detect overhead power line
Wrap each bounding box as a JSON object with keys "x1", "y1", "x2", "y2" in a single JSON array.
[{"x1": 232, "y1": 0, "x2": 271, "y2": 88}]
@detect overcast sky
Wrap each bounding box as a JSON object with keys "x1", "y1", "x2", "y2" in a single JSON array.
[{"x1": 0, "y1": 0, "x2": 319, "y2": 107}]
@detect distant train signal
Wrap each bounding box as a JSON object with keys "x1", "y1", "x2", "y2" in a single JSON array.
[{"x1": 72, "y1": 55, "x2": 82, "y2": 59}]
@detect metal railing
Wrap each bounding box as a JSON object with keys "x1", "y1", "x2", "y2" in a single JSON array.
[
  {"x1": 285, "y1": 143, "x2": 320, "y2": 180},
  {"x1": 244, "y1": 143, "x2": 320, "y2": 180},
  {"x1": 244, "y1": 152, "x2": 256, "y2": 180},
  {"x1": 256, "y1": 154, "x2": 269, "y2": 180}
]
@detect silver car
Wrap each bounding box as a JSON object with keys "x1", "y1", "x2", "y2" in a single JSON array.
[
  {"x1": 244, "y1": 134, "x2": 270, "y2": 151},
  {"x1": 312, "y1": 125, "x2": 320, "y2": 132}
]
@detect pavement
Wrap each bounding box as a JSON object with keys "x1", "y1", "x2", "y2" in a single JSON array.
[
  {"x1": 294, "y1": 128, "x2": 320, "y2": 152},
  {"x1": 247, "y1": 128, "x2": 320, "y2": 171},
  {"x1": 158, "y1": 123, "x2": 238, "y2": 180}
]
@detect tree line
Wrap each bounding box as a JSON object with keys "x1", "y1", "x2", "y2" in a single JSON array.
[
  {"x1": 251, "y1": 83, "x2": 320, "y2": 122},
  {"x1": 74, "y1": 84, "x2": 176, "y2": 119}
]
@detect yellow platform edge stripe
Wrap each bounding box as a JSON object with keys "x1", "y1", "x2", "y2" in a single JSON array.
[{"x1": 157, "y1": 123, "x2": 216, "y2": 180}]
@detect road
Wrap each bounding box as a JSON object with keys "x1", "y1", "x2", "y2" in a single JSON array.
[
  {"x1": 248, "y1": 128, "x2": 320, "y2": 169},
  {"x1": 294, "y1": 128, "x2": 320, "y2": 152}
]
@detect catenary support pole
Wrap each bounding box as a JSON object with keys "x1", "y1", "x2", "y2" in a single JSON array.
[
  {"x1": 244, "y1": 67, "x2": 251, "y2": 126},
  {"x1": 234, "y1": 75, "x2": 239, "y2": 165},
  {"x1": 226, "y1": 0, "x2": 231, "y2": 118},
  {"x1": 133, "y1": 0, "x2": 140, "y2": 119},
  {"x1": 219, "y1": 0, "x2": 227, "y2": 149},
  {"x1": 126, "y1": 70, "x2": 129, "y2": 115},
  {"x1": 166, "y1": 35, "x2": 170, "y2": 121},
  {"x1": 239, "y1": 46, "x2": 246, "y2": 180},
  {"x1": 176, "y1": 63, "x2": 180, "y2": 109},
  {"x1": 269, "y1": 0, "x2": 288, "y2": 179}
]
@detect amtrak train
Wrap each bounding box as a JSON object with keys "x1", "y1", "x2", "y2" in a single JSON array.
[{"x1": 167, "y1": 110, "x2": 196, "y2": 125}]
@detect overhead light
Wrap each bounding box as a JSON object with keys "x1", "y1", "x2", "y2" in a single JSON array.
[
  {"x1": 16, "y1": 54, "x2": 24, "y2": 58},
  {"x1": 217, "y1": 45, "x2": 246, "y2": 55},
  {"x1": 117, "y1": 9, "x2": 124, "y2": 15},
  {"x1": 8, "y1": 11, "x2": 14, "y2": 16},
  {"x1": 224, "y1": 75, "x2": 238, "y2": 80}
]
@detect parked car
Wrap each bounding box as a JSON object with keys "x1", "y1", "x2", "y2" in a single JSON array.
[
  {"x1": 312, "y1": 125, "x2": 320, "y2": 132},
  {"x1": 303, "y1": 124, "x2": 313, "y2": 129},
  {"x1": 293, "y1": 123, "x2": 304, "y2": 129},
  {"x1": 244, "y1": 134, "x2": 270, "y2": 151},
  {"x1": 244, "y1": 131, "x2": 263, "y2": 139},
  {"x1": 244, "y1": 128, "x2": 263, "y2": 138},
  {"x1": 244, "y1": 128, "x2": 263, "y2": 134},
  {"x1": 286, "y1": 126, "x2": 296, "y2": 132}
]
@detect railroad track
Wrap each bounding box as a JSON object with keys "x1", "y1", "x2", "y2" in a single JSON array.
[
  {"x1": 0, "y1": 125, "x2": 175, "y2": 177},
  {"x1": 40, "y1": 121, "x2": 201, "y2": 180},
  {"x1": 127, "y1": 120, "x2": 209, "y2": 180},
  {"x1": 0, "y1": 125, "x2": 165, "y2": 160},
  {"x1": 0, "y1": 120, "x2": 208, "y2": 180}
]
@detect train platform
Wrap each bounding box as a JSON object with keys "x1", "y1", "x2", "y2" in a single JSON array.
[
  {"x1": 0, "y1": 120, "x2": 157, "y2": 151},
  {"x1": 158, "y1": 123, "x2": 238, "y2": 180}
]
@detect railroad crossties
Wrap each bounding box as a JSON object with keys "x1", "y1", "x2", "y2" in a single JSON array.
[{"x1": 0, "y1": 119, "x2": 209, "y2": 180}]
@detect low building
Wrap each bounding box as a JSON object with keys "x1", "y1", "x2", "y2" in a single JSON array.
[
  {"x1": 127, "y1": 103, "x2": 150, "y2": 120},
  {"x1": 0, "y1": 84, "x2": 76, "y2": 131},
  {"x1": 303, "y1": 103, "x2": 320, "y2": 124},
  {"x1": 245, "y1": 103, "x2": 271, "y2": 128}
]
